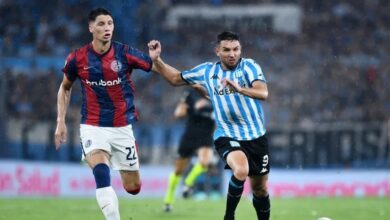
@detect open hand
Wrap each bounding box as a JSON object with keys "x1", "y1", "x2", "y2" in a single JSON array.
[{"x1": 54, "y1": 122, "x2": 67, "y2": 150}]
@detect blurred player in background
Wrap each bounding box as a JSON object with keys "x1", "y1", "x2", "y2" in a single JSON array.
[
  {"x1": 54, "y1": 7, "x2": 155, "y2": 220},
  {"x1": 163, "y1": 88, "x2": 215, "y2": 212},
  {"x1": 149, "y1": 31, "x2": 271, "y2": 220}
]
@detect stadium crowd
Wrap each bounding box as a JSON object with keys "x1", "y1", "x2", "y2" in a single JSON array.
[{"x1": 1, "y1": 0, "x2": 389, "y2": 162}]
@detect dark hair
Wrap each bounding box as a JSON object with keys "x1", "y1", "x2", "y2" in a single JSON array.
[
  {"x1": 88, "y1": 7, "x2": 112, "y2": 23},
  {"x1": 217, "y1": 31, "x2": 240, "y2": 44}
]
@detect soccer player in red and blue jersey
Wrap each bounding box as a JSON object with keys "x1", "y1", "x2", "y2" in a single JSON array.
[{"x1": 54, "y1": 8, "x2": 153, "y2": 220}]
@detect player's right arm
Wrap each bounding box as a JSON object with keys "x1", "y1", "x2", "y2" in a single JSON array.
[
  {"x1": 55, "y1": 76, "x2": 73, "y2": 150},
  {"x1": 174, "y1": 101, "x2": 189, "y2": 119},
  {"x1": 55, "y1": 51, "x2": 77, "y2": 150},
  {"x1": 148, "y1": 40, "x2": 186, "y2": 86}
]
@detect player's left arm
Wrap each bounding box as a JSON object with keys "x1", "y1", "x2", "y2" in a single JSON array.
[
  {"x1": 190, "y1": 84, "x2": 210, "y2": 100},
  {"x1": 125, "y1": 45, "x2": 153, "y2": 72},
  {"x1": 222, "y1": 78, "x2": 268, "y2": 100}
]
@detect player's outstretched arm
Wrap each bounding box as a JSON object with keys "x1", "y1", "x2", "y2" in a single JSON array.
[
  {"x1": 54, "y1": 76, "x2": 73, "y2": 150},
  {"x1": 148, "y1": 40, "x2": 186, "y2": 86}
]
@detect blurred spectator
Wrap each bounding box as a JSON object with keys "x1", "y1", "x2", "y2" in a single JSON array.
[
  {"x1": 2, "y1": 0, "x2": 389, "y2": 124},
  {"x1": 1, "y1": 0, "x2": 389, "y2": 164}
]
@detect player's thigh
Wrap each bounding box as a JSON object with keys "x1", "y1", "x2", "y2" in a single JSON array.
[
  {"x1": 177, "y1": 136, "x2": 198, "y2": 158},
  {"x1": 197, "y1": 146, "x2": 213, "y2": 165},
  {"x1": 214, "y1": 137, "x2": 249, "y2": 178},
  {"x1": 244, "y1": 135, "x2": 270, "y2": 176},
  {"x1": 80, "y1": 124, "x2": 112, "y2": 168},
  {"x1": 109, "y1": 125, "x2": 140, "y2": 171},
  {"x1": 226, "y1": 150, "x2": 249, "y2": 171}
]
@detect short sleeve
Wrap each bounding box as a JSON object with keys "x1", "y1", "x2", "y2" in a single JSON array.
[
  {"x1": 125, "y1": 46, "x2": 152, "y2": 72},
  {"x1": 181, "y1": 62, "x2": 212, "y2": 86},
  {"x1": 244, "y1": 59, "x2": 266, "y2": 84},
  {"x1": 61, "y1": 52, "x2": 78, "y2": 81}
]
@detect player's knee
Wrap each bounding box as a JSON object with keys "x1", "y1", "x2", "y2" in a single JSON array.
[
  {"x1": 233, "y1": 166, "x2": 249, "y2": 180},
  {"x1": 126, "y1": 187, "x2": 141, "y2": 195},
  {"x1": 124, "y1": 182, "x2": 142, "y2": 195},
  {"x1": 174, "y1": 163, "x2": 187, "y2": 175},
  {"x1": 199, "y1": 160, "x2": 209, "y2": 168},
  {"x1": 174, "y1": 169, "x2": 185, "y2": 175},
  {"x1": 252, "y1": 184, "x2": 268, "y2": 197}
]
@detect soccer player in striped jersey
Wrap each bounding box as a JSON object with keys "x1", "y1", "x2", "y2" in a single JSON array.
[
  {"x1": 148, "y1": 31, "x2": 271, "y2": 220},
  {"x1": 54, "y1": 8, "x2": 155, "y2": 220}
]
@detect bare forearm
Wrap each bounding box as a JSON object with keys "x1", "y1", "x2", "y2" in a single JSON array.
[
  {"x1": 174, "y1": 102, "x2": 188, "y2": 118},
  {"x1": 152, "y1": 57, "x2": 186, "y2": 86},
  {"x1": 57, "y1": 84, "x2": 72, "y2": 122},
  {"x1": 239, "y1": 87, "x2": 268, "y2": 100},
  {"x1": 191, "y1": 84, "x2": 210, "y2": 100}
]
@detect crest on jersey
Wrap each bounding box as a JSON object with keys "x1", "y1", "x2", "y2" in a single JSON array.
[
  {"x1": 234, "y1": 69, "x2": 243, "y2": 78},
  {"x1": 110, "y1": 60, "x2": 122, "y2": 72},
  {"x1": 85, "y1": 140, "x2": 92, "y2": 148}
]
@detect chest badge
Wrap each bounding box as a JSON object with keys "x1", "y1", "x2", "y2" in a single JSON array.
[
  {"x1": 111, "y1": 60, "x2": 122, "y2": 72},
  {"x1": 234, "y1": 69, "x2": 243, "y2": 78}
]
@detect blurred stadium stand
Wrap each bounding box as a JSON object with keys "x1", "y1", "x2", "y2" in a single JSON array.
[{"x1": 0, "y1": 0, "x2": 389, "y2": 169}]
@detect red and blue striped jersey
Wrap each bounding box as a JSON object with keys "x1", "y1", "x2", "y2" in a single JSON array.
[{"x1": 62, "y1": 41, "x2": 152, "y2": 127}]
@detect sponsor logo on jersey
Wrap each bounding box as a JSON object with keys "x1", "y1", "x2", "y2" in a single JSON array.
[
  {"x1": 86, "y1": 77, "x2": 122, "y2": 87},
  {"x1": 213, "y1": 80, "x2": 247, "y2": 96},
  {"x1": 213, "y1": 86, "x2": 237, "y2": 95}
]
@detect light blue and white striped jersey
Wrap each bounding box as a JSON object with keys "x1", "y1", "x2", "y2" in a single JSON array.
[{"x1": 181, "y1": 58, "x2": 266, "y2": 141}]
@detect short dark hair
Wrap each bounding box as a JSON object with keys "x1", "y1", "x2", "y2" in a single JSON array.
[
  {"x1": 88, "y1": 7, "x2": 112, "y2": 23},
  {"x1": 217, "y1": 31, "x2": 240, "y2": 44}
]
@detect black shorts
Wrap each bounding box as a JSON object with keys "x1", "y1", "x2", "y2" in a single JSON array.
[
  {"x1": 177, "y1": 130, "x2": 213, "y2": 158},
  {"x1": 214, "y1": 134, "x2": 270, "y2": 176}
]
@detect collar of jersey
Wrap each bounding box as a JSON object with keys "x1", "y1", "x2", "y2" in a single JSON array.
[
  {"x1": 88, "y1": 41, "x2": 113, "y2": 57},
  {"x1": 217, "y1": 58, "x2": 242, "y2": 72}
]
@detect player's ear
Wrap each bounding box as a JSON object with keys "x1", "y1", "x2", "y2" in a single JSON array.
[
  {"x1": 215, "y1": 46, "x2": 220, "y2": 56},
  {"x1": 88, "y1": 22, "x2": 93, "y2": 34}
]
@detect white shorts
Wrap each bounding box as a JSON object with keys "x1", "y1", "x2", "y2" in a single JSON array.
[{"x1": 80, "y1": 124, "x2": 139, "y2": 171}]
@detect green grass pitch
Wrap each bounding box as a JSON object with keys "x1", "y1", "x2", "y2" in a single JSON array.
[{"x1": 0, "y1": 197, "x2": 388, "y2": 220}]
